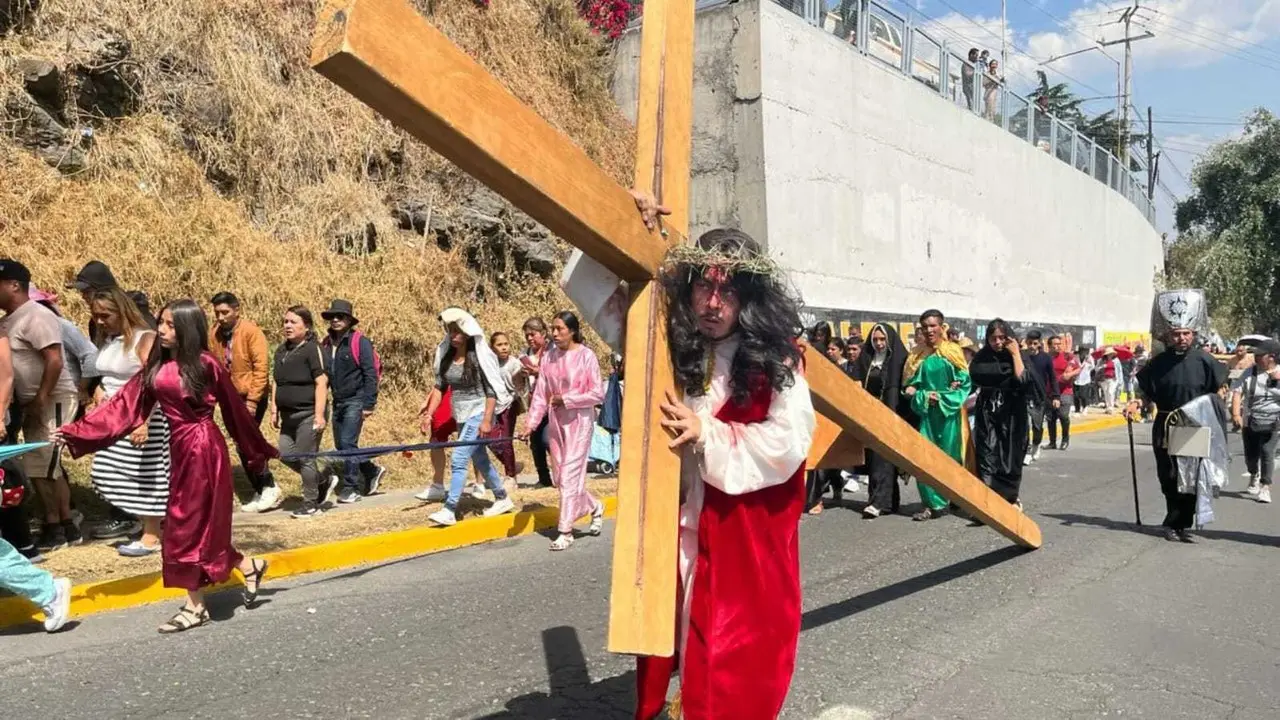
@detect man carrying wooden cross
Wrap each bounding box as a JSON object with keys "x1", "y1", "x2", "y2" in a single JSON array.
[{"x1": 625, "y1": 193, "x2": 816, "y2": 720}]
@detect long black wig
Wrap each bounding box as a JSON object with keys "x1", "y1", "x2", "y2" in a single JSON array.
[{"x1": 662, "y1": 228, "x2": 803, "y2": 405}]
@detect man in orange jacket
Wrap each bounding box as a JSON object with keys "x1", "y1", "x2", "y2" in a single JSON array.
[{"x1": 208, "y1": 292, "x2": 279, "y2": 512}]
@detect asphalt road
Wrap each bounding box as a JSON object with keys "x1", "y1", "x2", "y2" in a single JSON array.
[{"x1": 3, "y1": 425, "x2": 1278, "y2": 720}]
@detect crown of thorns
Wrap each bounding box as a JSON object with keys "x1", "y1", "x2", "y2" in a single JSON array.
[{"x1": 662, "y1": 243, "x2": 784, "y2": 279}]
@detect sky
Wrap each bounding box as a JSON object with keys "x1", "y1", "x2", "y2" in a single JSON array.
[{"x1": 827, "y1": 0, "x2": 1280, "y2": 237}]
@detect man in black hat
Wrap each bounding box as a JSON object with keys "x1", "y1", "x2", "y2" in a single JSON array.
[
  {"x1": 1129, "y1": 322, "x2": 1227, "y2": 542},
  {"x1": 321, "y1": 299, "x2": 383, "y2": 502},
  {"x1": 0, "y1": 259, "x2": 82, "y2": 550}
]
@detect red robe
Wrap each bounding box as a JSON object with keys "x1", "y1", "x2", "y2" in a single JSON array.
[
  {"x1": 61, "y1": 354, "x2": 278, "y2": 590},
  {"x1": 636, "y1": 379, "x2": 807, "y2": 719}
]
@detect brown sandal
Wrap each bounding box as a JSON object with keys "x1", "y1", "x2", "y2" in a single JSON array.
[{"x1": 158, "y1": 605, "x2": 209, "y2": 634}]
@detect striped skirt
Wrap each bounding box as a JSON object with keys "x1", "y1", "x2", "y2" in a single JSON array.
[{"x1": 89, "y1": 408, "x2": 172, "y2": 517}]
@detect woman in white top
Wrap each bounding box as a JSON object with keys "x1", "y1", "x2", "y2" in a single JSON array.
[
  {"x1": 87, "y1": 287, "x2": 172, "y2": 556},
  {"x1": 1073, "y1": 349, "x2": 1094, "y2": 414}
]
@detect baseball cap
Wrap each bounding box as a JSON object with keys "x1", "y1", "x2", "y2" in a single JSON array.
[
  {"x1": 0, "y1": 259, "x2": 31, "y2": 284},
  {"x1": 65, "y1": 260, "x2": 117, "y2": 292}
]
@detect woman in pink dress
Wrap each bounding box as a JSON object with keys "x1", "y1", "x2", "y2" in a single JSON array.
[
  {"x1": 55, "y1": 300, "x2": 277, "y2": 633},
  {"x1": 519, "y1": 311, "x2": 605, "y2": 550}
]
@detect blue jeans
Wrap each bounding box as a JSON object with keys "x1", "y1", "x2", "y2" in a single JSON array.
[
  {"x1": 446, "y1": 415, "x2": 506, "y2": 510},
  {"x1": 333, "y1": 401, "x2": 378, "y2": 492},
  {"x1": 0, "y1": 537, "x2": 54, "y2": 607}
]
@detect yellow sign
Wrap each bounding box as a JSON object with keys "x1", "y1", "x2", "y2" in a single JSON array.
[{"x1": 1102, "y1": 331, "x2": 1151, "y2": 348}]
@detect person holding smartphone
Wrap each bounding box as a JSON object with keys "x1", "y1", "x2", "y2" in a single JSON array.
[{"x1": 969, "y1": 320, "x2": 1035, "y2": 511}]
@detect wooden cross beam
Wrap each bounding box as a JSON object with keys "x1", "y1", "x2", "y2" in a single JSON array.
[{"x1": 311, "y1": 0, "x2": 1041, "y2": 658}]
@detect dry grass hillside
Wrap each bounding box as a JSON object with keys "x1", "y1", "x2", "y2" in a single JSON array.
[{"x1": 0, "y1": 0, "x2": 633, "y2": 495}]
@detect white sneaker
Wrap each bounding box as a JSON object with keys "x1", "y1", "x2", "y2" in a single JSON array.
[
  {"x1": 42, "y1": 577, "x2": 72, "y2": 632},
  {"x1": 468, "y1": 483, "x2": 487, "y2": 500},
  {"x1": 1023, "y1": 452, "x2": 1034, "y2": 466},
  {"x1": 1259, "y1": 486, "x2": 1272, "y2": 504},
  {"x1": 1031, "y1": 447, "x2": 1042, "y2": 462},
  {"x1": 427, "y1": 507, "x2": 457, "y2": 526},
  {"x1": 482, "y1": 498, "x2": 516, "y2": 518},
  {"x1": 843, "y1": 478, "x2": 861, "y2": 494},
  {"x1": 256, "y1": 486, "x2": 283, "y2": 512},
  {"x1": 241, "y1": 493, "x2": 263, "y2": 513},
  {"x1": 1246, "y1": 477, "x2": 1261, "y2": 495},
  {"x1": 415, "y1": 484, "x2": 447, "y2": 502}
]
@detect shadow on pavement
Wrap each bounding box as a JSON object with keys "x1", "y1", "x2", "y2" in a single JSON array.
[
  {"x1": 1046, "y1": 512, "x2": 1280, "y2": 547},
  {"x1": 801, "y1": 545, "x2": 1027, "y2": 632},
  {"x1": 478, "y1": 625, "x2": 643, "y2": 720},
  {"x1": 1043, "y1": 512, "x2": 1151, "y2": 537}
]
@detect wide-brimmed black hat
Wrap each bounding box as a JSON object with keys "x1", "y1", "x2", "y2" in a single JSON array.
[
  {"x1": 66, "y1": 260, "x2": 117, "y2": 292},
  {"x1": 321, "y1": 299, "x2": 358, "y2": 324}
]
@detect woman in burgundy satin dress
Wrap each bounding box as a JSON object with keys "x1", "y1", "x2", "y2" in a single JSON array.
[{"x1": 56, "y1": 300, "x2": 278, "y2": 633}]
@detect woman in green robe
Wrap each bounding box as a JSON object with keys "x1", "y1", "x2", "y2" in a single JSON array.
[{"x1": 903, "y1": 310, "x2": 972, "y2": 520}]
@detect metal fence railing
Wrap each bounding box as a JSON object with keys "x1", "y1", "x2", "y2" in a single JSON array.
[{"x1": 766, "y1": 0, "x2": 1157, "y2": 225}]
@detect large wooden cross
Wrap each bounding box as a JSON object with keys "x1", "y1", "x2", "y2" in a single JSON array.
[{"x1": 311, "y1": 0, "x2": 1041, "y2": 658}]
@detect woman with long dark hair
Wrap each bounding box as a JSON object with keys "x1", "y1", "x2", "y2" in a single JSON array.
[
  {"x1": 270, "y1": 306, "x2": 332, "y2": 519},
  {"x1": 55, "y1": 300, "x2": 277, "y2": 633},
  {"x1": 520, "y1": 311, "x2": 606, "y2": 550},
  {"x1": 970, "y1": 318, "x2": 1033, "y2": 509},
  {"x1": 85, "y1": 287, "x2": 170, "y2": 554},
  {"x1": 420, "y1": 308, "x2": 515, "y2": 526},
  {"x1": 855, "y1": 323, "x2": 908, "y2": 518}
]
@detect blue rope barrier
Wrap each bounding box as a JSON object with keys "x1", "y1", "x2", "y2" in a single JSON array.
[{"x1": 279, "y1": 435, "x2": 514, "y2": 462}]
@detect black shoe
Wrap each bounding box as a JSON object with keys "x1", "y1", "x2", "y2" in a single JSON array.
[
  {"x1": 1163, "y1": 528, "x2": 1181, "y2": 542},
  {"x1": 92, "y1": 519, "x2": 138, "y2": 540},
  {"x1": 1046, "y1": 442, "x2": 1058, "y2": 450},
  {"x1": 290, "y1": 503, "x2": 325, "y2": 519},
  {"x1": 1177, "y1": 530, "x2": 1197, "y2": 544},
  {"x1": 363, "y1": 464, "x2": 386, "y2": 496},
  {"x1": 17, "y1": 545, "x2": 46, "y2": 563},
  {"x1": 318, "y1": 474, "x2": 339, "y2": 506},
  {"x1": 36, "y1": 524, "x2": 67, "y2": 552},
  {"x1": 1059, "y1": 439, "x2": 1070, "y2": 451},
  {"x1": 62, "y1": 520, "x2": 83, "y2": 546}
]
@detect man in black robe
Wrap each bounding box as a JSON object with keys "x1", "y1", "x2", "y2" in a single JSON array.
[{"x1": 1130, "y1": 323, "x2": 1227, "y2": 542}]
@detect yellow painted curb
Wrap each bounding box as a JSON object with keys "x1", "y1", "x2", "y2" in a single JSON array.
[
  {"x1": 1072, "y1": 415, "x2": 1130, "y2": 435},
  {"x1": 0, "y1": 497, "x2": 618, "y2": 630}
]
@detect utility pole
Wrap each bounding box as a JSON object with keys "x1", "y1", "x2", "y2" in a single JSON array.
[
  {"x1": 1152, "y1": 103, "x2": 1162, "y2": 199},
  {"x1": 1100, "y1": 1, "x2": 1153, "y2": 169},
  {"x1": 1001, "y1": 0, "x2": 1007, "y2": 85}
]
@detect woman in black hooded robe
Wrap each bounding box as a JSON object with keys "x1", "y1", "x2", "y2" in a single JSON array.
[
  {"x1": 854, "y1": 323, "x2": 909, "y2": 518},
  {"x1": 970, "y1": 318, "x2": 1038, "y2": 507}
]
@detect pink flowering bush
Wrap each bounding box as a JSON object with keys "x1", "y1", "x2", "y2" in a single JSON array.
[{"x1": 578, "y1": 0, "x2": 638, "y2": 40}]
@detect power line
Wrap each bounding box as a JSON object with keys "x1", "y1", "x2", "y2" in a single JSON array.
[
  {"x1": 1010, "y1": 0, "x2": 1121, "y2": 62},
  {"x1": 1132, "y1": 17, "x2": 1280, "y2": 71},
  {"x1": 1140, "y1": 7, "x2": 1280, "y2": 62},
  {"x1": 879, "y1": 0, "x2": 1042, "y2": 87},
  {"x1": 1148, "y1": 119, "x2": 1244, "y2": 126}
]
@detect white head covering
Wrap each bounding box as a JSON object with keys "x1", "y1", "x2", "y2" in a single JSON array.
[
  {"x1": 435, "y1": 307, "x2": 514, "y2": 414},
  {"x1": 1151, "y1": 289, "x2": 1209, "y2": 338}
]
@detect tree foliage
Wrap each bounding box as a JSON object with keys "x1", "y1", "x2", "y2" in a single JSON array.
[
  {"x1": 1027, "y1": 71, "x2": 1142, "y2": 162},
  {"x1": 1167, "y1": 109, "x2": 1280, "y2": 335}
]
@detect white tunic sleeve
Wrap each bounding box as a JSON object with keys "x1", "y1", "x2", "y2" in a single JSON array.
[{"x1": 693, "y1": 375, "x2": 816, "y2": 495}]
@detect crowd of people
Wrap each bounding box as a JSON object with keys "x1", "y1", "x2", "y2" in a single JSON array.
[
  {"x1": 0, "y1": 189, "x2": 1267, "y2": 720},
  {"x1": 0, "y1": 255, "x2": 626, "y2": 632}
]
